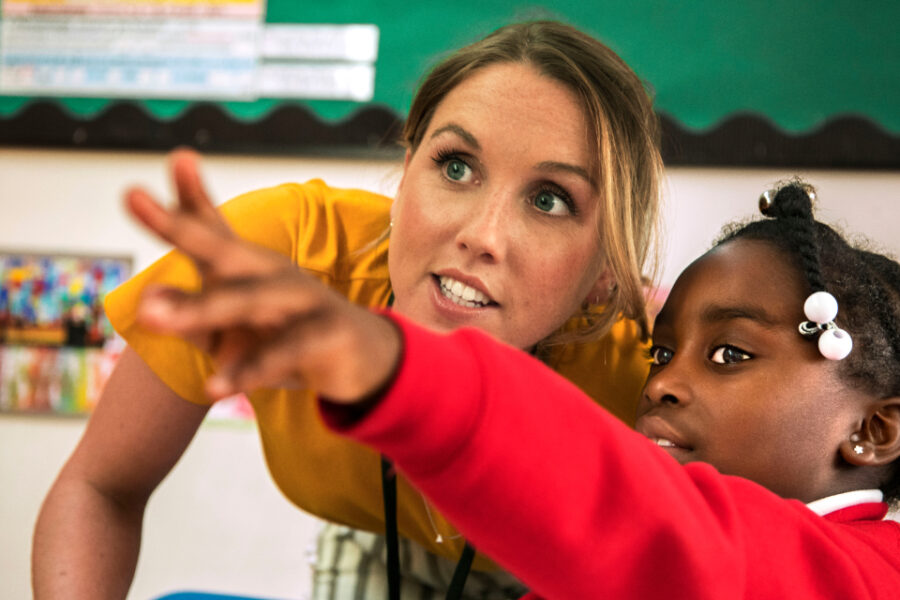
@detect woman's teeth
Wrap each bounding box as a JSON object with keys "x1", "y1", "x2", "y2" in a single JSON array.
[
  {"x1": 439, "y1": 276, "x2": 491, "y2": 308},
  {"x1": 653, "y1": 438, "x2": 677, "y2": 448}
]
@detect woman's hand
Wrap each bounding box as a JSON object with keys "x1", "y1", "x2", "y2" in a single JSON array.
[{"x1": 126, "y1": 149, "x2": 402, "y2": 403}]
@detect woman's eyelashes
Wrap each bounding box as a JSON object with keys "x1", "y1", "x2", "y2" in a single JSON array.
[
  {"x1": 430, "y1": 148, "x2": 578, "y2": 217},
  {"x1": 433, "y1": 149, "x2": 476, "y2": 184},
  {"x1": 531, "y1": 184, "x2": 576, "y2": 216}
]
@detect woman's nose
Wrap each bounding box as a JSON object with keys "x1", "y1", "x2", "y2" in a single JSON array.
[{"x1": 454, "y1": 191, "x2": 512, "y2": 263}]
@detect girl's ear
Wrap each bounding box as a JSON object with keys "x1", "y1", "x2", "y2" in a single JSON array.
[
  {"x1": 391, "y1": 149, "x2": 413, "y2": 223},
  {"x1": 840, "y1": 399, "x2": 900, "y2": 466}
]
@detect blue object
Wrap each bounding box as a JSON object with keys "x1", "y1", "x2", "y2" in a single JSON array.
[{"x1": 153, "y1": 593, "x2": 291, "y2": 600}]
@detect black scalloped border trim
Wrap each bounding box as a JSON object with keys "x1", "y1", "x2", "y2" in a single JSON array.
[
  {"x1": 658, "y1": 112, "x2": 900, "y2": 170},
  {"x1": 1, "y1": 100, "x2": 898, "y2": 168}
]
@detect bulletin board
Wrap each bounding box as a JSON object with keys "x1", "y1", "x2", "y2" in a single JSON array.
[{"x1": 0, "y1": 0, "x2": 898, "y2": 168}]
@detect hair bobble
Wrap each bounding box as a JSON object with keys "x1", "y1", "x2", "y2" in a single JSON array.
[
  {"x1": 759, "y1": 187, "x2": 817, "y2": 218},
  {"x1": 798, "y1": 291, "x2": 853, "y2": 360},
  {"x1": 759, "y1": 186, "x2": 851, "y2": 361},
  {"x1": 758, "y1": 189, "x2": 775, "y2": 215}
]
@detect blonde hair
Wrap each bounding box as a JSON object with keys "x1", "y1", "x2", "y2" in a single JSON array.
[{"x1": 402, "y1": 21, "x2": 662, "y2": 343}]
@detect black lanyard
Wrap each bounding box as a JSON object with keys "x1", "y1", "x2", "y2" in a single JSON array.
[
  {"x1": 380, "y1": 291, "x2": 476, "y2": 599},
  {"x1": 381, "y1": 456, "x2": 475, "y2": 600}
]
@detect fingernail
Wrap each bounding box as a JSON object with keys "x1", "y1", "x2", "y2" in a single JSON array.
[
  {"x1": 206, "y1": 375, "x2": 232, "y2": 398},
  {"x1": 140, "y1": 297, "x2": 172, "y2": 323}
]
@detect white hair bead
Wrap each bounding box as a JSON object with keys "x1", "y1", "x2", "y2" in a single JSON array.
[
  {"x1": 804, "y1": 291, "x2": 839, "y2": 325},
  {"x1": 818, "y1": 327, "x2": 853, "y2": 360}
]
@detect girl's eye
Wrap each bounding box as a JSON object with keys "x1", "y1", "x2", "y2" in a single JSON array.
[
  {"x1": 533, "y1": 189, "x2": 573, "y2": 216},
  {"x1": 442, "y1": 158, "x2": 473, "y2": 183},
  {"x1": 649, "y1": 345, "x2": 674, "y2": 366},
  {"x1": 710, "y1": 345, "x2": 752, "y2": 364}
]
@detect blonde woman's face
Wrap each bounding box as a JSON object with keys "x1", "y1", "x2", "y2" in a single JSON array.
[{"x1": 388, "y1": 62, "x2": 609, "y2": 349}]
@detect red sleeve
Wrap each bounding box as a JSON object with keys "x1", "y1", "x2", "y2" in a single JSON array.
[{"x1": 321, "y1": 314, "x2": 900, "y2": 600}]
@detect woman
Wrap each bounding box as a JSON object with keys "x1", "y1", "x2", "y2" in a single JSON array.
[{"x1": 33, "y1": 21, "x2": 662, "y2": 599}]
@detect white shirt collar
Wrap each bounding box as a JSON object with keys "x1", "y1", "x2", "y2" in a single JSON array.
[{"x1": 806, "y1": 489, "x2": 884, "y2": 517}]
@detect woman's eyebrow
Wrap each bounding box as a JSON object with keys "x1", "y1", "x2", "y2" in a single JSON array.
[
  {"x1": 535, "y1": 161, "x2": 595, "y2": 188},
  {"x1": 429, "y1": 123, "x2": 480, "y2": 150},
  {"x1": 428, "y1": 125, "x2": 594, "y2": 189}
]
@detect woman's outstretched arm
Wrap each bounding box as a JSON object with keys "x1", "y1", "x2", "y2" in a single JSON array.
[
  {"x1": 32, "y1": 348, "x2": 208, "y2": 599},
  {"x1": 34, "y1": 150, "x2": 233, "y2": 599}
]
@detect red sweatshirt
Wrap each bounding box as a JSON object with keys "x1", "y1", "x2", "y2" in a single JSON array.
[{"x1": 321, "y1": 315, "x2": 900, "y2": 599}]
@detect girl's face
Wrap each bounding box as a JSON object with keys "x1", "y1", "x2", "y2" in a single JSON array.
[
  {"x1": 387, "y1": 62, "x2": 609, "y2": 350},
  {"x1": 636, "y1": 239, "x2": 874, "y2": 502}
]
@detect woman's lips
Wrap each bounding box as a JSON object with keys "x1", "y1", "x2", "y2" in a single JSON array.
[{"x1": 432, "y1": 273, "x2": 498, "y2": 309}]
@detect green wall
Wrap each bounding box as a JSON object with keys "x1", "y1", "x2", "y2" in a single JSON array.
[{"x1": 1, "y1": 1, "x2": 897, "y2": 133}]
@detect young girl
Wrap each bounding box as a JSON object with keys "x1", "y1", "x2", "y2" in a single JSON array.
[{"x1": 131, "y1": 180, "x2": 900, "y2": 598}]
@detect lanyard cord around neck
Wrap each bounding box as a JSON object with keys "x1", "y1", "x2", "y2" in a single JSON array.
[
  {"x1": 380, "y1": 456, "x2": 476, "y2": 600},
  {"x1": 381, "y1": 292, "x2": 476, "y2": 600}
]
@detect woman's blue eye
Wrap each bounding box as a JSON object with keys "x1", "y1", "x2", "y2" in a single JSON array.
[
  {"x1": 533, "y1": 190, "x2": 572, "y2": 216},
  {"x1": 443, "y1": 159, "x2": 472, "y2": 182},
  {"x1": 649, "y1": 345, "x2": 673, "y2": 366},
  {"x1": 710, "y1": 345, "x2": 751, "y2": 364}
]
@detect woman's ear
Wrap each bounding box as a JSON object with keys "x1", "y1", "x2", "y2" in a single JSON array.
[
  {"x1": 584, "y1": 268, "x2": 616, "y2": 307},
  {"x1": 390, "y1": 149, "x2": 413, "y2": 223},
  {"x1": 840, "y1": 399, "x2": 900, "y2": 466}
]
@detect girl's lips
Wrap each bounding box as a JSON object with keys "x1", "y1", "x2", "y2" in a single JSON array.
[{"x1": 635, "y1": 414, "x2": 693, "y2": 452}]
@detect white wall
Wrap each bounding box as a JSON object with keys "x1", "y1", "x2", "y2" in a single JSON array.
[
  {"x1": 659, "y1": 168, "x2": 900, "y2": 291},
  {"x1": 1, "y1": 148, "x2": 898, "y2": 600}
]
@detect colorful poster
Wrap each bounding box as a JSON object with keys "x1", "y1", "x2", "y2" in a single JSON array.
[
  {"x1": 1, "y1": 0, "x2": 264, "y2": 99},
  {"x1": 1, "y1": 0, "x2": 379, "y2": 102},
  {"x1": 0, "y1": 250, "x2": 130, "y2": 415},
  {"x1": 0, "y1": 345, "x2": 119, "y2": 414}
]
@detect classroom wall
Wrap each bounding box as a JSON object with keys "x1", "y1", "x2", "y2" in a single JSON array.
[{"x1": 1, "y1": 148, "x2": 898, "y2": 600}]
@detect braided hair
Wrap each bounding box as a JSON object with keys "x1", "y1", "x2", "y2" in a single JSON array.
[{"x1": 716, "y1": 180, "x2": 900, "y2": 500}]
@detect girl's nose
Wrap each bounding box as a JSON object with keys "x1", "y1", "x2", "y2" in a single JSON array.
[{"x1": 642, "y1": 360, "x2": 693, "y2": 408}]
